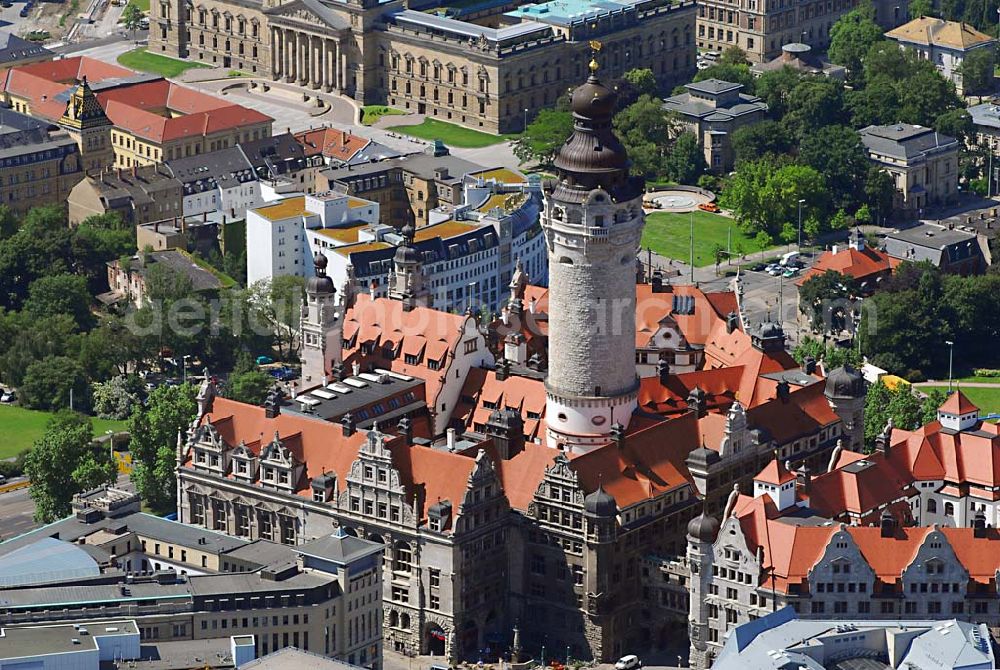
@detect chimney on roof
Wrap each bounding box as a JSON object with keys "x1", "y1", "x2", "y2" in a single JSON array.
[
  {"x1": 880, "y1": 509, "x2": 896, "y2": 538},
  {"x1": 496, "y1": 358, "x2": 510, "y2": 382},
  {"x1": 657, "y1": 357, "x2": 670, "y2": 386},
  {"x1": 264, "y1": 388, "x2": 282, "y2": 419},
  {"x1": 446, "y1": 428, "x2": 456, "y2": 452},
  {"x1": 803, "y1": 356, "x2": 817, "y2": 375},
  {"x1": 726, "y1": 311, "x2": 739, "y2": 334},
  {"x1": 974, "y1": 510, "x2": 988, "y2": 538},
  {"x1": 398, "y1": 415, "x2": 413, "y2": 444},
  {"x1": 486, "y1": 408, "x2": 524, "y2": 460},
  {"x1": 875, "y1": 418, "x2": 893, "y2": 455},
  {"x1": 651, "y1": 271, "x2": 664, "y2": 293},
  {"x1": 796, "y1": 463, "x2": 811, "y2": 493},
  {"x1": 341, "y1": 412, "x2": 356, "y2": 437},
  {"x1": 776, "y1": 379, "x2": 790, "y2": 401},
  {"x1": 611, "y1": 422, "x2": 625, "y2": 450}
]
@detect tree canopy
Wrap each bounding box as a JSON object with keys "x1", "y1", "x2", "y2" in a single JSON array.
[{"x1": 128, "y1": 383, "x2": 197, "y2": 514}]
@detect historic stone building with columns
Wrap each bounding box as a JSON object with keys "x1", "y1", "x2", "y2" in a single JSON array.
[{"x1": 149, "y1": 0, "x2": 696, "y2": 133}]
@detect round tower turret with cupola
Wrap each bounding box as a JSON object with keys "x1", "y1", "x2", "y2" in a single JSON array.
[{"x1": 541, "y1": 54, "x2": 646, "y2": 453}]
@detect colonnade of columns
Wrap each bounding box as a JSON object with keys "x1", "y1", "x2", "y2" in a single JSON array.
[{"x1": 270, "y1": 26, "x2": 344, "y2": 92}]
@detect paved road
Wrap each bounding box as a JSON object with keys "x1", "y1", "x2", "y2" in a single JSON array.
[{"x1": 0, "y1": 473, "x2": 132, "y2": 542}]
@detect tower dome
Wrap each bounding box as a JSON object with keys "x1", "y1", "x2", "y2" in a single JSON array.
[
  {"x1": 825, "y1": 364, "x2": 865, "y2": 398},
  {"x1": 307, "y1": 251, "x2": 336, "y2": 294},
  {"x1": 394, "y1": 224, "x2": 420, "y2": 265},
  {"x1": 552, "y1": 62, "x2": 637, "y2": 191},
  {"x1": 584, "y1": 484, "x2": 617, "y2": 516},
  {"x1": 687, "y1": 510, "x2": 720, "y2": 543}
]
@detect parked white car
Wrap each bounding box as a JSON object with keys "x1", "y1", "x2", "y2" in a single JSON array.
[{"x1": 615, "y1": 656, "x2": 641, "y2": 670}]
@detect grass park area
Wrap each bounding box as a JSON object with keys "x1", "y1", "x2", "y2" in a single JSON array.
[
  {"x1": 387, "y1": 118, "x2": 514, "y2": 148},
  {"x1": 361, "y1": 105, "x2": 404, "y2": 125},
  {"x1": 641, "y1": 210, "x2": 780, "y2": 268},
  {"x1": 0, "y1": 406, "x2": 127, "y2": 458},
  {"x1": 118, "y1": 48, "x2": 210, "y2": 78},
  {"x1": 127, "y1": 0, "x2": 150, "y2": 11}
]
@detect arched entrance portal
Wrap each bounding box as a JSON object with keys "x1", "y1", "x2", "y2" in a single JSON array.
[{"x1": 424, "y1": 622, "x2": 447, "y2": 657}]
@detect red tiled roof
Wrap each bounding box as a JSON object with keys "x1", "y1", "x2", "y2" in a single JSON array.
[
  {"x1": 1, "y1": 56, "x2": 271, "y2": 143},
  {"x1": 294, "y1": 127, "x2": 368, "y2": 162},
  {"x1": 755, "y1": 457, "x2": 796, "y2": 485},
  {"x1": 939, "y1": 390, "x2": 979, "y2": 415},
  {"x1": 734, "y1": 494, "x2": 1000, "y2": 592},
  {"x1": 796, "y1": 247, "x2": 892, "y2": 286},
  {"x1": 341, "y1": 293, "x2": 476, "y2": 410},
  {"x1": 198, "y1": 397, "x2": 480, "y2": 523},
  {"x1": 571, "y1": 414, "x2": 696, "y2": 508},
  {"x1": 454, "y1": 368, "x2": 547, "y2": 442}
]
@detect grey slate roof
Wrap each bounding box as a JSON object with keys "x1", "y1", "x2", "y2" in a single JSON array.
[
  {"x1": 242, "y1": 647, "x2": 366, "y2": 670},
  {"x1": 859, "y1": 124, "x2": 959, "y2": 161},
  {"x1": 0, "y1": 30, "x2": 52, "y2": 66},
  {"x1": 297, "y1": 529, "x2": 384, "y2": 566},
  {"x1": 0, "y1": 511, "x2": 246, "y2": 559},
  {"x1": 138, "y1": 250, "x2": 229, "y2": 293},
  {"x1": 968, "y1": 101, "x2": 1000, "y2": 130},
  {"x1": 240, "y1": 133, "x2": 308, "y2": 179},
  {"x1": 166, "y1": 146, "x2": 256, "y2": 190},
  {"x1": 715, "y1": 607, "x2": 995, "y2": 670},
  {"x1": 884, "y1": 223, "x2": 984, "y2": 265},
  {"x1": 684, "y1": 78, "x2": 742, "y2": 95}
]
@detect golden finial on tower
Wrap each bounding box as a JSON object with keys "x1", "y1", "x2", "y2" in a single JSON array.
[{"x1": 589, "y1": 39, "x2": 602, "y2": 72}]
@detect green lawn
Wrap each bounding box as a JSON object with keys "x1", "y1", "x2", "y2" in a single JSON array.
[
  {"x1": 387, "y1": 118, "x2": 514, "y2": 148},
  {"x1": 361, "y1": 105, "x2": 404, "y2": 126},
  {"x1": 922, "y1": 387, "x2": 1000, "y2": 417},
  {"x1": 118, "y1": 47, "x2": 209, "y2": 78},
  {"x1": 641, "y1": 210, "x2": 779, "y2": 267},
  {"x1": 0, "y1": 406, "x2": 127, "y2": 458},
  {"x1": 127, "y1": 0, "x2": 150, "y2": 11}
]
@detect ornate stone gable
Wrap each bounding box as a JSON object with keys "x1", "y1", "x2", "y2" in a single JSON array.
[
  {"x1": 900, "y1": 528, "x2": 970, "y2": 587},
  {"x1": 527, "y1": 452, "x2": 583, "y2": 519},
  {"x1": 806, "y1": 526, "x2": 876, "y2": 590},
  {"x1": 342, "y1": 428, "x2": 417, "y2": 528}
]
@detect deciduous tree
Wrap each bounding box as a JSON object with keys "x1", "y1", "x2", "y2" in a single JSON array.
[{"x1": 128, "y1": 383, "x2": 197, "y2": 514}]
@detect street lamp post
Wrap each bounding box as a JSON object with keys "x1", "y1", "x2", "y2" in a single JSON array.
[
  {"x1": 182, "y1": 355, "x2": 191, "y2": 383},
  {"x1": 523, "y1": 108, "x2": 529, "y2": 132},
  {"x1": 689, "y1": 211, "x2": 695, "y2": 283},
  {"x1": 797, "y1": 198, "x2": 805, "y2": 251},
  {"x1": 105, "y1": 429, "x2": 115, "y2": 466},
  {"x1": 946, "y1": 340, "x2": 954, "y2": 392}
]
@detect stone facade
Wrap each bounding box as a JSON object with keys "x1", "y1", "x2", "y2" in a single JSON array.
[
  {"x1": 696, "y1": 0, "x2": 859, "y2": 64},
  {"x1": 149, "y1": 0, "x2": 696, "y2": 133}
]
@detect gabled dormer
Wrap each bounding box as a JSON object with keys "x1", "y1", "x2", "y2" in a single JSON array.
[
  {"x1": 718, "y1": 401, "x2": 749, "y2": 457},
  {"x1": 259, "y1": 432, "x2": 304, "y2": 492},
  {"x1": 191, "y1": 423, "x2": 231, "y2": 476},
  {"x1": 230, "y1": 441, "x2": 259, "y2": 482}
]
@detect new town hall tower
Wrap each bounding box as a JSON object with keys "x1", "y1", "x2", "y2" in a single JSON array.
[{"x1": 540, "y1": 55, "x2": 646, "y2": 453}]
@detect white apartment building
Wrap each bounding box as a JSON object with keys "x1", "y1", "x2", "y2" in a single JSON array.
[
  {"x1": 247, "y1": 171, "x2": 547, "y2": 311},
  {"x1": 246, "y1": 192, "x2": 380, "y2": 285}
]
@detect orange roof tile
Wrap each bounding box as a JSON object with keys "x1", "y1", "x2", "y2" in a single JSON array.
[
  {"x1": 939, "y1": 390, "x2": 979, "y2": 415},
  {"x1": 340, "y1": 294, "x2": 472, "y2": 409},
  {"x1": 796, "y1": 247, "x2": 892, "y2": 287},
  {"x1": 1, "y1": 57, "x2": 271, "y2": 144},
  {"x1": 200, "y1": 397, "x2": 481, "y2": 524},
  {"x1": 756, "y1": 457, "x2": 796, "y2": 485},
  {"x1": 571, "y1": 413, "x2": 697, "y2": 508},
  {"x1": 293, "y1": 127, "x2": 369, "y2": 162}
]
